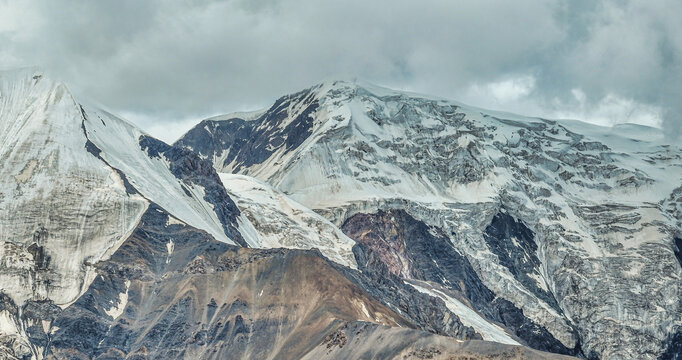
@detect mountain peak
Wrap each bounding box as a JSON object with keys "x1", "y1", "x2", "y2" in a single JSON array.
[{"x1": 0, "y1": 67, "x2": 71, "y2": 101}]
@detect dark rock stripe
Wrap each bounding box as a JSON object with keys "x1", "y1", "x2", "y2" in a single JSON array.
[
  {"x1": 483, "y1": 212, "x2": 562, "y2": 312},
  {"x1": 139, "y1": 135, "x2": 246, "y2": 246},
  {"x1": 659, "y1": 327, "x2": 682, "y2": 360},
  {"x1": 174, "y1": 87, "x2": 319, "y2": 173}
]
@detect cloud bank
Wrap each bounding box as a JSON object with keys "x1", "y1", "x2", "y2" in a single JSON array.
[{"x1": 1, "y1": 0, "x2": 680, "y2": 143}]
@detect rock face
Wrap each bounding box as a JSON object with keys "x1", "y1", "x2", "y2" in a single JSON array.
[
  {"x1": 178, "y1": 80, "x2": 682, "y2": 359},
  {"x1": 483, "y1": 212, "x2": 561, "y2": 312},
  {"x1": 176, "y1": 87, "x2": 320, "y2": 174},
  {"x1": 139, "y1": 135, "x2": 245, "y2": 246},
  {"x1": 342, "y1": 209, "x2": 577, "y2": 355}
]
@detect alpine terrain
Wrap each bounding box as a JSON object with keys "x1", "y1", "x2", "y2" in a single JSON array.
[{"x1": 1, "y1": 68, "x2": 680, "y2": 360}]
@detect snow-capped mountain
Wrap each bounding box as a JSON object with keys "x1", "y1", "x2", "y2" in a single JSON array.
[
  {"x1": 177, "y1": 80, "x2": 682, "y2": 359},
  {"x1": 2, "y1": 67, "x2": 680, "y2": 359},
  {"x1": 0, "y1": 70, "x2": 583, "y2": 359},
  {"x1": 0, "y1": 68, "x2": 255, "y2": 358},
  {"x1": 0, "y1": 67, "x2": 247, "y2": 303}
]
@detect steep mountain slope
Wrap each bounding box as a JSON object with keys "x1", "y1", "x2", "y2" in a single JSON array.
[
  {"x1": 0, "y1": 68, "x2": 251, "y2": 358},
  {"x1": 178, "y1": 80, "x2": 682, "y2": 359},
  {"x1": 0, "y1": 69, "x2": 148, "y2": 308},
  {"x1": 47, "y1": 204, "x2": 407, "y2": 359},
  {"x1": 342, "y1": 209, "x2": 571, "y2": 352},
  {"x1": 0, "y1": 67, "x2": 246, "y2": 304},
  {"x1": 80, "y1": 103, "x2": 245, "y2": 247}
]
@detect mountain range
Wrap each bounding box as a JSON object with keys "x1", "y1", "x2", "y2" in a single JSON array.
[{"x1": 0, "y1": 68, "x2": 680, "y2": 359}]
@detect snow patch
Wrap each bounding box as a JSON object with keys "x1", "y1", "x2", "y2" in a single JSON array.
[
  {"x1": 104, "y1": 280, "x2": 130, "y2": 319},
  {"x1": 165, "y1": 240, "x2": 174, "y2": 264},
  {"x1": 165, "y1": 215, "x2": 185, "y2": 226},
  {"x1": 409, "y1": 282, "x2": 520, "y2": 345}
]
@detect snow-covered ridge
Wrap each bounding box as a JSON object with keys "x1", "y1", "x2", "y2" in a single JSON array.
[
  {"x1": 80, "y1": 102, "x2": 237, "y2": 245},
  {"x1": 205, "y1": 107, "x2": 268, "y2": 122},
  {"x1": 408, "y1": 281, "x2": 519, "y2": 346},
  {"x1": 0, "y1": 68, "x2": 249, "y2": 311},
  {"x1": 219, "y1": 173, "x2": 357, "y2": 268}
]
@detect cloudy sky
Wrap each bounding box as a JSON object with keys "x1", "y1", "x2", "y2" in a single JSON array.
[{"x1": 1, "y1": 0, "x2": 680, "y2": 143}]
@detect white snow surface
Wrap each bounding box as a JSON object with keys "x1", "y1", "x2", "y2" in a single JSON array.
[
  {"x1": 205, "y1": 108, "x2": 268, "y2": 122},
  {"x1": 219, "y1": 173, "x2": 357, "y2": 268},
  {"x1": 0, "y1": 69, "x2": 148, "y2": 307},
  {"x1": 81, "y1": 102, "x2": 235, "y2": 245}
]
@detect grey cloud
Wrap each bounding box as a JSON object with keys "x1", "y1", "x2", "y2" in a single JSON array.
[{"x1": 0, "y1": 0, "x2": 679, "y2": 142}]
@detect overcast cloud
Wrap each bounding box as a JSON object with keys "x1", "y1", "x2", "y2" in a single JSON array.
[{"x1": 1, "y1": 0, "x2": 680, "y2": 143}]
